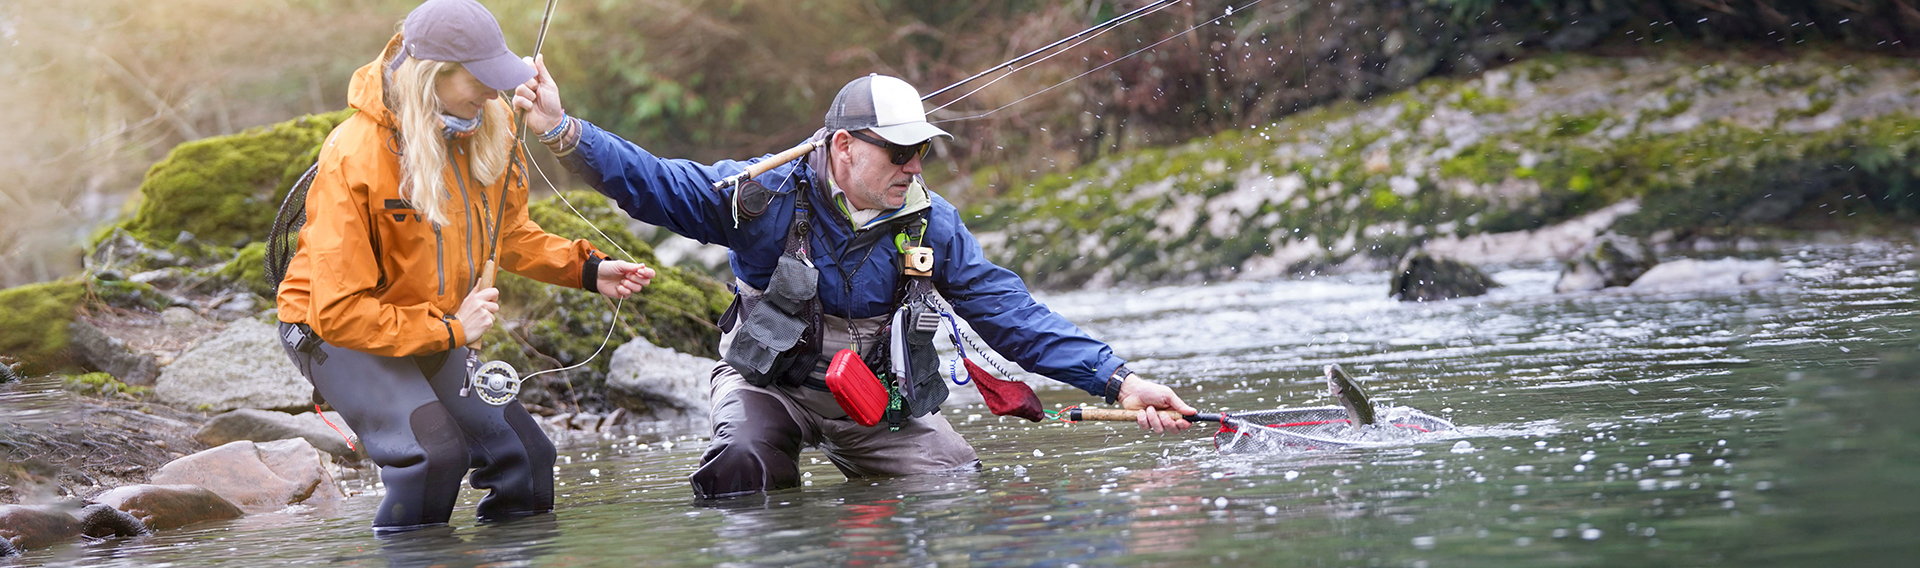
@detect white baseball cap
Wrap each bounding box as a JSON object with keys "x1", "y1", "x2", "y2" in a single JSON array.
[{"x1": 823, "y1": 74, "x2": 951, "y2": 145}]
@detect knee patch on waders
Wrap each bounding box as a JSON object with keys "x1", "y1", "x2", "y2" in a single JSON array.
[
  {"x1": 375, "y1": 401, "x2": 468, "y2": 528},
  {"x1": 691, "y1": 389, "x2": 803, "y2": 499}
]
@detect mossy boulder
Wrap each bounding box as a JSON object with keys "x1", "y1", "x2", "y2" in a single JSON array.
[
  {"x1": 481, "y1": 191, "x2": 730, "y2": 405},
  {"x1": 112, "y1": 109, "x2": 353, "y2": 254},
  {"x1": 970, "y1": 52, "x2": 1920, "y2": 288},
  {"x1": 0, "y1": 280, "x2": 87, "y2": 374},
  {"x1": 214, "y1": 243, "x2": 273, "y2": 298},
  {"x1": 0, "y1": 274, "x2": 183, "y2": 376}
]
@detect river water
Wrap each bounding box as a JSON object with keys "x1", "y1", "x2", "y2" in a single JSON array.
[{"x1": 14, "y1": 241, "x2": 1920, "y2": 567}]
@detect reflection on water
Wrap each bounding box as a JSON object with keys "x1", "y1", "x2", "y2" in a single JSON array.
[{"x1": 11, "y1": 243, "x2": 1920, "y2": 567}]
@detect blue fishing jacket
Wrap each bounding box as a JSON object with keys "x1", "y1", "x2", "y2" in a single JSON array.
[{"x1": 558, "y1": 120, "x2": 1124, "y2": 397}]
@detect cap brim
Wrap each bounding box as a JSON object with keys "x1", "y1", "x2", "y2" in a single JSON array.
[
  {"x1": 870, "y1": 121, "x2": 951, "y2": 145},
  {"x1": 463, "y1": 51, "x2": 535, "y2": 91}
]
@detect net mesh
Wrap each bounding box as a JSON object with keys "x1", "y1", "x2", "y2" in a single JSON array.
[
  {"x1": 1211, "y1": 405, "x2": 1454, "y2": 453},
  {"x1": 264, "y1": 163, "x2": 320, "y2": 288}
]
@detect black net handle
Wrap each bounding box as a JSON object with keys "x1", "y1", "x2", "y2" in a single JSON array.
[{"x1": 265, "y1": 163, "x2": 320, "y2": 288}]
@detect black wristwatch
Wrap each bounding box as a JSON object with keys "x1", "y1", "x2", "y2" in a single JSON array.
[{"x1": 1103, "y1": 366, "x2": 1134, "y2": 405}]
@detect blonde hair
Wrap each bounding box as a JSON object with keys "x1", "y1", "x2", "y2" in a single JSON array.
[{"x1": 386, "y1": 56, "x2": 515, "y2": 227}]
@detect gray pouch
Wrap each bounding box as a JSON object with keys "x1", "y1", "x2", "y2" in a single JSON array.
[
  {"x1": 724, "y1": 291, "x2": 810, "y2": 384},
  {"x1": 763, "y1": 254, "x2": 818, "y2": 314}
]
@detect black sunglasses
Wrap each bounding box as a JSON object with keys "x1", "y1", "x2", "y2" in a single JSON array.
[{"x1": 847, "y1": 130, "x2": 931, "y2": 166}]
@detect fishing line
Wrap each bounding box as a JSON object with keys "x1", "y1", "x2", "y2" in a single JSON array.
[
  {"x1": 921, "y1": 0, "x2": 1183, "y2": 103},
  {"x1": 514, "y1": 138, "x2": 635, "y2": 386},
  {"x1": 923, "y1": 0, "x2": 1183, "y2": 115},
  {"x1": 931, "y1": 0, "x2": 1266, "y2": 126}
]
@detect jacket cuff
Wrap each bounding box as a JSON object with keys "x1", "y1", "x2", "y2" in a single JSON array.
[
  {"x1": 442, "y1": 315, "x2": 466, "y2": 350},
  {"x1": 582, "y1": 254, "x2": 606, "y2": 294},
  {"x1": 1103, "y1": 365, "x2": 1134, "y2": 405}
]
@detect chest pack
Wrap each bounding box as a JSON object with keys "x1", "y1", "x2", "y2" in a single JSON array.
[{"x1": 720, "y1": 181, "x2": 947, "y2": 427}]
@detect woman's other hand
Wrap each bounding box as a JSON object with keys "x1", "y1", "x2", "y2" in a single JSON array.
[{"x1": 597, "y1": 260, "x2": 655, "y2": 299}]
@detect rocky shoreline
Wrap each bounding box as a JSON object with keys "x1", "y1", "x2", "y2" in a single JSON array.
[{"x1": 970, "y1": 51, "x2": 1920, "y2": 289}]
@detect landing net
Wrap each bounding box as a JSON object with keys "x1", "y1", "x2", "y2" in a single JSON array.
[{"x1": 1212, "y1": 406, "x2": 1454, "y2": 453}]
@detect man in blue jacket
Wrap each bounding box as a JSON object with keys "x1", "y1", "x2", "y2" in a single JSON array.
[{"x1": 516, "y1": 59, "x2": 1195, "y2": 499}]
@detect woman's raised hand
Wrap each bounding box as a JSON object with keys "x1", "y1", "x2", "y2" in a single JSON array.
[{"x1": 513, "y1": 54, "x2": 564, "y2": 135}]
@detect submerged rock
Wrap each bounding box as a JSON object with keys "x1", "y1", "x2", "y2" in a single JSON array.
[
  {"x1": 0, "y1": 504, "x2": 80, "y2": 553},
  {"x1": 154, "y1": 318, "x2": 310, "y2": 412},
  {"x1": 76, "y1": 504, "x2": 149, "y2": 539},
  {"x1": 605, "y1": 337, "x2": 716, "y2": 426},
  {"x1": 1628, "y1": 258, "x2": 1785, "y2": 293},
  {"x1": 150, "y1": 438, "x2": 344, "y2": 513},
  {"x1": 193, "y1": 408, "x2": 361, "y2": 462},
  {"x1": 1554, "y1": 232, "x2": 1659, "y2": 293},
  {"x1": 90, "y1": 484, "x2": 244, "y2": 531},
  {"x1": 1390, "y1": 252, "x2": 1501, "y2": 302}
]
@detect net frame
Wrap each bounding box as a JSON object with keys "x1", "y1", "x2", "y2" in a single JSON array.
[{"x1": 1212, "y1": 405, "x2": 1454, "y2": 453}]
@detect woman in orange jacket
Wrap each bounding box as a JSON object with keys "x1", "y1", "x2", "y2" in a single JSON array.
[{"x1": 273, "y1": 0, "x2": 653, "y2": 534}]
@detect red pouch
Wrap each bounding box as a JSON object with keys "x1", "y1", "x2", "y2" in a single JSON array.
[
  {"x1": 826, "y1": 349, "x2": 887, "y2": 427},
  {"x1": 966, "y1": 359, "x2": 1045, "y2": 422}
]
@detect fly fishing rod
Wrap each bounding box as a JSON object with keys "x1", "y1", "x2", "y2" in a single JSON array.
[
  {"x1": 1058, "y1": 365, "x2": 1457, "y2": 453},
  {"x1": 709, "y1": 0, "x2": 1189, "y2": 191},
  {"x1": 463, "y1": 0, "x2": 567, "y2": 407}
]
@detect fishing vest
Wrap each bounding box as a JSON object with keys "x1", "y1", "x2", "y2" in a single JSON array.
[{"x1": 720, "y1": 179, "x2": 947, "y2": 427}]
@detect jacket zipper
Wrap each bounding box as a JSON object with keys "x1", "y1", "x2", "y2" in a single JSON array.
[
  {"x1": 433, "y1": 225, "x2": 446, "y2": 296},
  {"x1": 451, "y1": 148, "x2": 478, "y2": 292}
]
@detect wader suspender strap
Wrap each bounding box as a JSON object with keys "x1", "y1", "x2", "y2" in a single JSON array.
[
  {"x1": 786, "y1": 182, "x2": 812, "y2": 257},
  {"x1": 884, "y1": 215, "x2": 936, "y2": 430},
  {"x1": 789, "y1": 180, "x2": 826, "y2": 389}
]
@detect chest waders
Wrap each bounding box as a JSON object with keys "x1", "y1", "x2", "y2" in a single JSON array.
[
  {"x1": 720, "y1": 185, "x2": 948, "y2": 429},
  {"x1": 266, "y1": 146, "x2": 554, "y2": 533}
]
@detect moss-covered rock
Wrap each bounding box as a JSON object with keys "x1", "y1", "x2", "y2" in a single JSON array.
[
  {"x1": 214, "y1": 243, "x2": 273, "y2": 298},
  {"x1": 0, "y1": 273, "x2": 189, "y2": 376},
  {"x1": 480, "y1": 191, "x2": 730, "y2": 405},
  {"x1": 970, "y1": 51, "x2": 1920, "y2": 289},
  {"x1": 112, "y1": 109, "x2": 353, "y2": 253},
  {"x1": 62, "y1": 371, "x2": 151, "y2": 400},
  {"x1": 0, "y1": 280, "x2": 87, "y2": 374}
]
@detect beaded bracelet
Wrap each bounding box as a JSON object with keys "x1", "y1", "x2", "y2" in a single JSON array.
[{"x1": 537, "y1": 114, "x2": 571, "y2": 144}]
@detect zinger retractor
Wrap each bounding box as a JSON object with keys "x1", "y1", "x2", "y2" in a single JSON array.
[{"x1": 463, "y1": 359, "x2": 523, "y2": 406}]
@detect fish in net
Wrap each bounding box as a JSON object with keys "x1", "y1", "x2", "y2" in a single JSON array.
[{"x1": 1209, "y1": 405, "x2": 1454, "y2": 453}]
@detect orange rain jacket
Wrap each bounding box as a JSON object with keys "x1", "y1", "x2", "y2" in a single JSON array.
[{"x1": 277, "y1": 36, "x2": 603, "y2": 358}]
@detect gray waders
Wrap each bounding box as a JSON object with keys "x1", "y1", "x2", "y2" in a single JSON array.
[
  {"x1": 278, "y1": 322, "x2": 555, "y2": 532},
  {"x1": 691, "y1": 183, "x2": 975, "y2": 500}
]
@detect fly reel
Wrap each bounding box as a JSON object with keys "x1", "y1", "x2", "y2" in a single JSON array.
[{"x1": 464, "y1": 360, "x2": 523, "y2": 407}]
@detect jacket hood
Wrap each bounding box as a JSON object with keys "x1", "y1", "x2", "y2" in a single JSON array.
[{"x1": 346, "y1": 33, "x2": 405, "y2": 128}]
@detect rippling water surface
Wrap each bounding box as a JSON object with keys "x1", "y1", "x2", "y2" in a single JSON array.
[{"x1": 15, "y1": 242, "x2": 1920, "y2": 567}]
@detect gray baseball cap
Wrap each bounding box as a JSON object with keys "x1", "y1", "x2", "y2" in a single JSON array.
[
  {"x1": 824, "y1": 74, "x2": 951, "y2": 145},
  {"x1": 386, "y1": 0, "x2": 534, "y2": 91}
]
